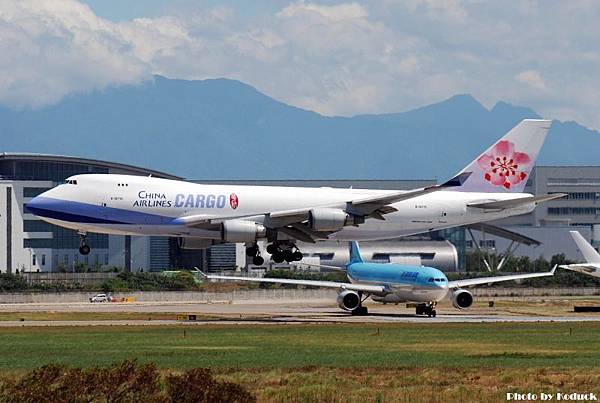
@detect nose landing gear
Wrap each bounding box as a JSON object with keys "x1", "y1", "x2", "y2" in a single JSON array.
[
  {"x1": 78, "y1": 232, "x2": 91, "y2": 255},
  {"x1": 416, "y1": 302, "x2": 437, "y2": 317}
]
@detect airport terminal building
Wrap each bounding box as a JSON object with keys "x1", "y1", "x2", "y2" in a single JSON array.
[
  {"x1": 1, "y1": 153, "x2": 599, "y2": 274},
  {"x1": 0, "y1": 153, "x2": 180, "y2": 273},
  {"x1": 468, "y1": 166, "x2": 600, "y2": 261}
]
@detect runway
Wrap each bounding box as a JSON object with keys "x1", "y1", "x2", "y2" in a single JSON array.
[{"x1": 0, "y1": 297, "x2": 599, "y2": 326}]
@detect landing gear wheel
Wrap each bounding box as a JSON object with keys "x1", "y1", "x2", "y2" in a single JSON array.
[
  {"x1": 246, "y1": 245, "x2": 259, "y2": 257},
  {"x1": 252, "y1": 256, "x2": 265, "y2": 266},
  {"x1": 266, "y1": 243, "x2": 278, "y2": 255},
  {"x1": 351, "y1": 306, "x2": 368, "y2": 316},
  {"x1": 292, "y1": 251, "x2": 303, "y2": 261},
  {"x1": 272, "y1": 253, "x2": 285, "y2": 264},
  {"x1": 79, "y1": 245, "x2": 90, "y2": 255},
  {"x1": 283, "y1": 250, "x2": 295, "y2": 263},
  {"x1": 417, "y1": 303, "x2": 437, "y2": 317}
]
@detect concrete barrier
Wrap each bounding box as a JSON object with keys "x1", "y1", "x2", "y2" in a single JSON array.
[
  {"x1": 0, "y1": 289, "x2": 338, "y2": 304},
  {"x1": 0, "y1": 287, "x2": 598, "y2": 304},
  {"x1": 470, "y1": 287, "x2": 600, "y2": 297}
]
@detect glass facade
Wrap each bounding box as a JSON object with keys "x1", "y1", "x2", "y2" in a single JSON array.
[
  {"x1": 437, "y1": 227, "x2": 466, "y2": 270},
  {"x1": 23, "y1": 187, "x2": 52, "y2": 197},
  {"x1": 23, "y1": 220, "x2": 54, "y2": 232},
  {"x1": 548, "y1": 207, "x2": 600, "y2": 216},
  {"x1": 23, "y1": 230, "x2": 108, "y2": 249},
  {"x1": 0, "y1": 160, "x2": 107, "y2": 182}
]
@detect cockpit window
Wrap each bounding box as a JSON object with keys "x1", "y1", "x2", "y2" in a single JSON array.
[
  {"x1": 428, "y1": 278, "x2": 434, "y2": 282},
  {"x1": 65, "y1": 180, "x2": 78, "y2": 185}
]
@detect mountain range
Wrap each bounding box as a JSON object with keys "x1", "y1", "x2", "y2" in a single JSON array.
[{"x1": 0, "y1": 75, "x2": 597, "y2": 180}]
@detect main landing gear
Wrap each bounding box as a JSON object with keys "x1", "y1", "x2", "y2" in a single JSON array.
[
  {"x1": 246, "y1": 242, "x2": 304, "y2": 265},
  {"x1": 351, "y1": 292, "x2": 369, "y2": 316},
  {"x1": 245, "y1": 244, "x2": 265, "y2": 266},
  {"x1": 416, "y1": 302, "x2": 437, "y2": 317},
  {"x1": 266, "y1": 242, "x2": 303, "y2": 263},
  {"x1": 78, "y1": 232, "x2": 91, "y2": 255}
]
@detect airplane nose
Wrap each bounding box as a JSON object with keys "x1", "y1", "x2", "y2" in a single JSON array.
[
  {"x1": 25, "y1": 195, "x2": 45, "y2": 215},
  {"x1": 25, "y1": 194, "x2": 56, "y2": 218}
]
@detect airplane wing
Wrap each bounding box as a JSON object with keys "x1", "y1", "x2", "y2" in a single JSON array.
[
  {"x1": 447, "y1": 265, "x2": 556, "y2": 288},
  {"x1": 560, "y1": 264, "x2": 600, "y2": 277},
  {"x1": 199, "y1": 271, "x2": 389, "y2": 294},
  {"x1": 173, "y1": 173, "x2": 470, "y2": 241},
  {"x1": 289, "y1": 262, "x2": 346, "y2": 271},
  {"x1": 467, "y1": 194, "x2": 566, "y2": 210}
]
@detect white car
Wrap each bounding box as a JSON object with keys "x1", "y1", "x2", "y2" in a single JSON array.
[{"x1": 89, "y1": 293, "x2": 112, "y2": 303}]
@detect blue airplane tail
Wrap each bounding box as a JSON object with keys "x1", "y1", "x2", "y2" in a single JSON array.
[{"x1": 348, "y1": 241, "x2": 364, "y2": 264}]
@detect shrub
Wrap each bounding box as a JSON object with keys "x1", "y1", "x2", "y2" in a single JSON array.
[
  {"x1": 165, "y1": 368, "x2": 256, "y2": 403},
  {"x1": 0, "y1": 273, "x2": 29, "y2": 292},
  {"x1": 0, "y1": 360, "x2": 254, "y2": 403}
]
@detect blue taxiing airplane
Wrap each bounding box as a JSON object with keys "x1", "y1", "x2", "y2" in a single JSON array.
[{"x1": 203, "y1": 242, "x2": 556, "y2": 317}]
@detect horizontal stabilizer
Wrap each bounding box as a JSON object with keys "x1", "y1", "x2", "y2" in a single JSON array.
[
  {"x1": 464, "y1": 223, "x2": 541, "y2": 246},
  {"x1": 560, "y1": 263, "x2": 600, "y2": 277},
  {"x1": 467, "y1": 193, "x2": 565, "y2": 210}
]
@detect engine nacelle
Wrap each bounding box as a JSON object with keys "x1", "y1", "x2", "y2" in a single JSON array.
[
  {"x1": 337, "y1": 290, "x2": 361, "y2": 311},
  {"x1": 309, "y1": 208, "x2": 348, "y2": 232},
  {"x1": 450, "y1": 289, "x2": 473, "y2": 309},
  {"x1": 221, "y1": 220, "x2": 266, "y2": 242},
  {"x1": 178, "y1": 237, "x2": 215, "y2": 250}
]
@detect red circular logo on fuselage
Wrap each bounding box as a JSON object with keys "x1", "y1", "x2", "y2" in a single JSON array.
[{"x1": 230, "y1": 193, "x2": 239, "y2": 209}]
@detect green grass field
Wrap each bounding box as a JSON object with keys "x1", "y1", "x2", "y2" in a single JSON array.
[
  {"x1": 1, "y1": 323, "x2": 598, "y2": 402},
  {"x1": 0, "y1": 322, "x2": 598, "y2": 370}
]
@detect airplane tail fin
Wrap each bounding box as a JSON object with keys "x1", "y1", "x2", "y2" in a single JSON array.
[
  {"x1": 448, "y1": 119, "x2": 552, "y2": 193},
  {"x1": 348, "y1": 241, "x2": 364, "y2": 264},
  {"x1": 570, "y1": 231, "x2": 600, "y2": 263}
]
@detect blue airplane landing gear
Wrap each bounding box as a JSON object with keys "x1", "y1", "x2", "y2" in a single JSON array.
[
  {"x1": 416, "y1": 302, "x2": 437, "y2": 317},
  {"x1": 351, "y1": 292, "x2": 370, "y2": 315},
  {"x1": 351, "y1": 306, "x2": 368, "y2": 316}
]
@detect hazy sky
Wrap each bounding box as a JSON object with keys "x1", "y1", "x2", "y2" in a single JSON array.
[{"x1": 2, "y1": 0, "x2": 600, "y2": 128}]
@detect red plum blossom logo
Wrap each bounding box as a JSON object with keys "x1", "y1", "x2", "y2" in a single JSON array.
[
  {"x1": 229, "y1": 193, "x2": 239, "y2": 209},
  {"x1": 477, "y1": 140, "x2": 531, "y2": 189}
]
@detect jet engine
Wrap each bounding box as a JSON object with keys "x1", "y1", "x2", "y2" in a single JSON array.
[
  {"x1": 450, "y1": 289, "x2": 473, "y2": 309},
  {"x1": 309, "y1": 208, "x2": 348, "y2": 232},
  {"x1": 221, "y1": 220, "x2": 266, "y2": 242},
  {"x1": 337, "y1": 290, "x2": 361, "y2": 311},
  {"x1": 177, "y1": 237, "x2": 215, "y2": 250}
]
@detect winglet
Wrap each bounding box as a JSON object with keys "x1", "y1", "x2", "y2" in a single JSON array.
[{"x1": 194, "y1": 267, "x2": 208, "y2": 279}]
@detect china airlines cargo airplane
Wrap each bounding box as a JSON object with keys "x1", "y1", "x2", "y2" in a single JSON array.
[{"x1": 27, "y1": 119, "x2": 563, "y2": 265}]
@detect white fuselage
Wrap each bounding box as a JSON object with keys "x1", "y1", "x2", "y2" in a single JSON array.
[{"x1": 30, "y1": 174, "x2": 535, "y2": 241}]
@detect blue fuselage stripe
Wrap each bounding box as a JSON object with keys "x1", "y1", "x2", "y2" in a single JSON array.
[{"x1": 26, "y1": 197, "x2": 173, "y2": 225}]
